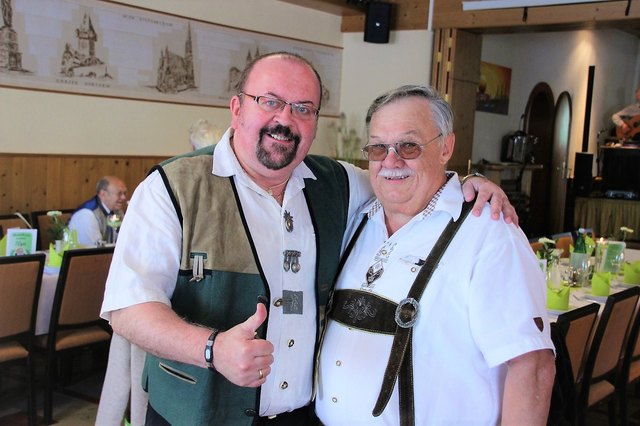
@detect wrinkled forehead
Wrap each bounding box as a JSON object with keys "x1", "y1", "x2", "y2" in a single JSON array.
[
  {"x1": 245, "y1": 57, "x2": 321, "y2": 104},
  {"x1": 107, "y1": 180, "x2": 127, "y2": 193}
]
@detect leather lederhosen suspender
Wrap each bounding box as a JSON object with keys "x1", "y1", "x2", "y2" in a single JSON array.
[{"x1": 328, "y1": 200, "x2": 474, "y2": 425}]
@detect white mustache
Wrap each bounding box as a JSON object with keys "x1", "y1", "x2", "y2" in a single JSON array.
[{"x1": 377, "y1": 167, "x2": 415, "y2": 179}]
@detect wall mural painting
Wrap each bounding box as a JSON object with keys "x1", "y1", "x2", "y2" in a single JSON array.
[
  {"x1": 476, "y1": 61, "x2": 511, "y2": 116},
  {"x1": 0, "y1": 0, "x2": 342, "y2": 115}
]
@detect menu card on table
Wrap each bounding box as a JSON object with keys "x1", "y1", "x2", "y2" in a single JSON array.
[{"x1": 3, "y1": 228, "x2": 37, "y2": 256}]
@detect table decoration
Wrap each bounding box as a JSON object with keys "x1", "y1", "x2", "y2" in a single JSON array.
[
  {"x1": 546, "y1": 257, "x2": 569, "y2": 310},
  {"x1": 536, "y1": 237, "x2": 561, "y2": 274},
  {"x1": 547, "y1": 285, "x2": 570, "y2": 310},
  {"x1": 624, "y1": 262, "x2": 640, "y2": 285},
  {"x1": 567, "y1": 229, "x2": 591, "y2": 287},
  {"x1": 591, "y1": 272, "x2": 612, "y2": 296},
  {"x1": 601, "y1": 241, "x2": 626, "y2": 275},
  {"x1": 47, "y1": 210, "x2": 67, "y2": 241},
  {"x1": 5, "y1": 228, "x2": 37, "y2": 256}
]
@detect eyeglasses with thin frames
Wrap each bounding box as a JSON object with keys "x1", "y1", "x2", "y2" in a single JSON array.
[
  {"x1": 239, "y1": 93, "x2": 320, "y2": 120},
  {"x1": 361, "y1": 133, "x2": 443, "y2": 161}
]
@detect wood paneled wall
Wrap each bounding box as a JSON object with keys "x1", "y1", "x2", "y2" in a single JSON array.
[{"x1": 0, "y1": 153, "x2": 169, "y2": 215}]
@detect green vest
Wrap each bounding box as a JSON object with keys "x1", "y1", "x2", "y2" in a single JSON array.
[{"x1": 143, "y1": 146, "x2": 350, "y2": 425}]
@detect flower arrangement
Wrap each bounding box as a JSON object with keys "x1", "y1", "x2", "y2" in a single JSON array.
[
  {"x1": 536, "y1": 237, "x2": 561, "y2": 264},
  {"x1": 46, "y1": 210, "x2": 67, "y2": 241},
  {"x1": 618, "y1": 226, "x2": 635, "y2": 242}
]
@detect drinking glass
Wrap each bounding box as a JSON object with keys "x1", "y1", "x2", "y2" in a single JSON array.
[
  {"x1": 602, "y1": 241, "x2": 626, "y2": 275},
  {"x1": 569, "y1": 252, "x2": 589, "y2": 287}
]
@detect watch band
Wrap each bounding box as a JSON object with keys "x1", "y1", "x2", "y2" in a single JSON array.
[{"x1": 204, "y1": 328, "x2": 220, "y2": 371}]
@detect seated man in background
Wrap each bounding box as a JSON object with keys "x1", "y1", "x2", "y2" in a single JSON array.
[
  {"x1": 316, "y1": 85, "x2": 555, "y2": 425},
  {"x1": 68, "y1": 175, "x2": 127, "y2": 246}
]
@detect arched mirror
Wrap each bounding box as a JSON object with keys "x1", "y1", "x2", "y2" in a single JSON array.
[{"x1": 549, "y1": 91, "x2": 572, "y2": 233}]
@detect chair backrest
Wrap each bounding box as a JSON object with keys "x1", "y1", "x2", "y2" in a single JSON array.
[
  {"x1": 556, "y1": 303, "x2": 600, "y2": 383},
  {"x1": 580, "y1": 287, "x2": 640, "y2": 405},
  {"x1": 0, "y1": 213, "x2": 32, "y2": 236},
  {"x1": 49, "y1": 246, "x2": 114, "y2": 333},
  {"x1": 30, "y1": 209, "x2": 74, "y2": 251},
  {"x1": 618, "y1": 297, "x2": 640, "y2": 385},
  {"x1": 552, "y1": 232, "x2": 574, "y2": 258},
  {"x1": 530, "y1": 241, "x2": 543, "y2": 254},
  {"x1": 0, "y1": 253, "x2": 45, "y2": 341}
]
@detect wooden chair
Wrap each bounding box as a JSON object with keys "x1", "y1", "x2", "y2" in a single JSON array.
[
  {"x1": 552, "y1": 232, "x2": 574, "y2": 258},
  {"x1": 0, "y1": 213, "x2": 32, "y2": 235},
  {"x1": 530, "y1": 241, "x2": 543, "y2": 254},
  {"x1": 0, "y1": 253, "x2": 45, "y2": 426},
  {"x1": 576, "y1": 287, "x2": 640, "y2": 425},
  {"x1": 30, "y1": 209, "x2": 74, "y2": 251},
  {"x1": 550, "y1": 303, "x2": 600, "y2": 424},
  {"x1": 616, "y1": 299, "x2": 640, "y2": 425},
  {"x1": 34, "y1": 246, "x2": 114, "y2": 424}
]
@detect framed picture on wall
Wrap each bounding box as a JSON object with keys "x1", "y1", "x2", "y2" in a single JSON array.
[
  {"x1": 0, "y1": 0, "x2": 342, "y2": 115},
  {"x1": 476, "y1": 61, "x2": 511, "y2": 115}
]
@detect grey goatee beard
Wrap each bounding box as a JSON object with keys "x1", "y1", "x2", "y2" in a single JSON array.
[{"x1": 257, "y1": 124, "x2": 301, "y2": 170}]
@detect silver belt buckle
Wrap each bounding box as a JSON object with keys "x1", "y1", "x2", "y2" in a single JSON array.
[{"x1": 395, "y1": 297, "x2": 419, "y2": 328}]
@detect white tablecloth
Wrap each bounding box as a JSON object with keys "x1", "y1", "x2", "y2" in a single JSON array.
[{"x1": 36, "y1": 266, "x2": 59, "y2": 335}]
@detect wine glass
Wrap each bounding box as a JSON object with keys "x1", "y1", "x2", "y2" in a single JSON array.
[{"x1": 106, "y1": 212, "x2": 123, "y2": 244}]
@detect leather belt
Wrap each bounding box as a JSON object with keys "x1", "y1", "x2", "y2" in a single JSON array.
[{"x1": 328, "y1": 200, "x2": 473, "y2": 426}]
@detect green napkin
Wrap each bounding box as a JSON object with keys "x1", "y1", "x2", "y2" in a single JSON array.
[
  {"x1": 592, "y1": 271, "x2": 612, "y2": 296},
  {"x1": 624, "y1": 262, "x2": 640, "y2": 285},
  {"x1": 48, "y1": 241, "x2": 70, "y2": 267},
  {"x1": 0, "y1": 234, "x2": 6, "y2": 256},
  {"x1": 547, "y1": 285, "x2": 570, "y2": 310}
]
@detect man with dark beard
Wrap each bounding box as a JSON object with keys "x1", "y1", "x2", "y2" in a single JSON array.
[{"x1": 100, "y1": 52, "x2": 516, "y2": 425}]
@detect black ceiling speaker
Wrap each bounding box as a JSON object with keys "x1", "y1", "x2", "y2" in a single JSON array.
[{"x1": 364, "y1": 2, "x2": 392, "y2": 44}]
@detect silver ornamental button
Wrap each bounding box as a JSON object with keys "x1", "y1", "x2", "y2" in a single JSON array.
[{"x1": 284, "y1": 211, "x2": 294, "y2": 233}]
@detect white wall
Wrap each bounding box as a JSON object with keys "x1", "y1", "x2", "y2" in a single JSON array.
[
  {"x1": 474, "y1": 29, "x2": 640, "y2": 175},
  {"x1": 339, "y1": 30, "x2": 434, "y2": 143},
  {"x1": 4, "y1": 0, "x2": 638, "y2": 170},
  {"x1": 0, "y1": 0, "x2": 343, "y2": 156}
]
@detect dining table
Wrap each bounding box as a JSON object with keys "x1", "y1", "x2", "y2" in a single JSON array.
[{"x1": 546, "y1": 248, "x2": 640, "y2": 320}]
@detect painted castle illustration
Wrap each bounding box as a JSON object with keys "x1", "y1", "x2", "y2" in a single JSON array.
[
  {"x1": 0, "y1": 0, "x2": 24, "y2": 71},
  {"x1": 156, "y1": 23, "x2": 195, "y2": 93},
  {"x1": 60, "y1": 13, "x2": 109, "y2": 78},
  {"x1": 227, "y1": 48, "x2": 261, "y2": 93}
]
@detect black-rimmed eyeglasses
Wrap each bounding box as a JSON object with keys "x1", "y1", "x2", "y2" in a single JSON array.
[
  {"x1": 239, "y1": 93, "x2": 320, "y2": 120},
  {"x1": 362, "y1": 133, "x2": 443, "y2": 161}
]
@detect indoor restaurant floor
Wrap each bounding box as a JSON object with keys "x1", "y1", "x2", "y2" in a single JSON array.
[{"x1": 3, "y1": 358, "x2": 640, "y2": 424}]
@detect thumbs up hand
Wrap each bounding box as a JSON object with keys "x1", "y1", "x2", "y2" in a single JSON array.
[{"x1": 211, "y1": 303, "x2": 274, "y2": 387}]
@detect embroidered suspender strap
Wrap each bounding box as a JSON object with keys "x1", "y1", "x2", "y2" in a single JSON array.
[
  {"x1": 333, "y1": 215, "x2": 368, "y2": 283},
  {"x1": 372, "y1": 200, "x2": 475, "y2": 426},
  {"x1": 329, "y1": 290, "x2": 398, "y2": 334}
]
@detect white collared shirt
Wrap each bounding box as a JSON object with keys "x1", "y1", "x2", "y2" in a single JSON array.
[
  {"x1": 101, "y1": 128, "x2": 372, "y2": 416},
  {"x1": 316, "y1": 174, "x2": 553, "y2": 425}
]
